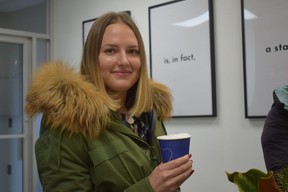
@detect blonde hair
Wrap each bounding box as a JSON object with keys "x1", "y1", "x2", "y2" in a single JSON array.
[{"x1": 80, "y1": 12, "x2": 153, "y2": 117}]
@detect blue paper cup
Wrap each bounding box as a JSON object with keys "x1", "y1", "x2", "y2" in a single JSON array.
[{"x1": 157, "y1": 133, "x2": 191, "y2": 163}]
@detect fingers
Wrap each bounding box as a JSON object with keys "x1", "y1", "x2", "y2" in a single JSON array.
[
  {"x1": 163, "y1": 154, "x2": 192, "y2": 170},
  {"x1": 160, "y1": 154, "x2": 193, "y2": 181},
  {"x1": 170, "y1": 165, "x2": 194, "y2": 188},
  {"x1": 149, "y1": 154, "x2": 194, "y2": 192},
  {"x1": 168, "y1": 157, "x2": 193, "y2": 179}
]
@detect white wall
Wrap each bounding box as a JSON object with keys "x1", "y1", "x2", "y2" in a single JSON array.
[{"x1": 51, "y1": 0, "x2": 267, "y2": 191}]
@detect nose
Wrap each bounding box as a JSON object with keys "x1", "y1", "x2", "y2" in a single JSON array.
[{"x1": 118, "y1": 51, "x2": 129, "y2": 66}]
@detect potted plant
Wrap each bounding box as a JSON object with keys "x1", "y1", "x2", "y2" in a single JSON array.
[{"x1": 226, "y1": 168, "x2": 282, "y2": 192}]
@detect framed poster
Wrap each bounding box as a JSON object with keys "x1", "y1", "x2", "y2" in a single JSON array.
[
  {"x1": 82, "y1": 18, "x2": 96, "y2": 45},
  {"x1": 241, "y1": 0, "x2": 288, "y2": 118},
  {"x1": 149, "y1": 0, "x2": 216, "y2": 117},
  {"x1": 82, "y1": 11, "x2": 131, "y2": 45}
]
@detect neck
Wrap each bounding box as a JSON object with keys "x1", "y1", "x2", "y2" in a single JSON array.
[{"x1": 117, "y1": 91, "x2": 128, "y2": 114}]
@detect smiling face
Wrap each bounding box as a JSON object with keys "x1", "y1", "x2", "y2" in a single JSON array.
[{"x1": 99, "y1": 23, "x2": 141, "y2": 95}]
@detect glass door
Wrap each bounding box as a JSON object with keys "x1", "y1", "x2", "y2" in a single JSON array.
[{"x1": 0, "y1": 36, "x2": 30, "y2": 192}]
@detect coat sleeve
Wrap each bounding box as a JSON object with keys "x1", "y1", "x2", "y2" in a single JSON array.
[
  {"x1": 123, "y1": 178, "x2": 154, "y2": 192},
  {"x1": 123, "y1": 177, "x2": 181, "y2": 192},
  {"x1": 35, "y1": 127, "x2": 93, "y2": 192}
]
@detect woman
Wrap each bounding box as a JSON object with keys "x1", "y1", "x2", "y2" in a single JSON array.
[{"x1": 25, "y1": 12, "x2": 193, "y2": 191}]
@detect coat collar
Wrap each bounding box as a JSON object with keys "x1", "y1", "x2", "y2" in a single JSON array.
[{"x1": 25, "y1": 61, "x2": 172, "y2": 137}]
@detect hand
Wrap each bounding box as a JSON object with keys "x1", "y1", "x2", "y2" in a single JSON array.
[{"x1": 148, "y1": 154, "x2": 194, "y2": 192}]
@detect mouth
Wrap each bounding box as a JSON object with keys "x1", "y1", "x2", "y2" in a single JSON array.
[
  {"x1": 112, "y1": 70, "x2": 132, "y2": 77},
  {"x1": 112, "y1": 70, "x2": 131, "y2": 74}
]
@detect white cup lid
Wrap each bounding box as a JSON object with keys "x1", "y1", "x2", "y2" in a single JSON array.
[{"x1": 157, "y1": 133, "x2": 191, "y2": 140}]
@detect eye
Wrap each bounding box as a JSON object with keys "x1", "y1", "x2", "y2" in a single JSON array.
[
  {"x1": 128, "y1": 49, "x2": 139, "y2": 55},
  {"x1": 104, "y1": 48, "x2": 116, "y2": 55}
]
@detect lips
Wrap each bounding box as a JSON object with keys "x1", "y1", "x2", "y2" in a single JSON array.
[
  {"x1": 113, "y1": 70, "x2": 131, "y2": 73},
  {"x1": 112, "y1": 70, "x2": 132, "y2": 77}
]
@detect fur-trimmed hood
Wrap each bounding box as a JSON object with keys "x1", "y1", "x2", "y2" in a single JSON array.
[{"x1": 25, "y1": 61, "x2": 173, "y2": 137}]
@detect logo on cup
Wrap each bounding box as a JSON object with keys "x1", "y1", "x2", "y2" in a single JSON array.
[
  {"x1": 157, "y1": 133, "x2": 191, "y2": 163},
  {"x1": 160, "y1": 147, "x2": 174, "y2": 162}
]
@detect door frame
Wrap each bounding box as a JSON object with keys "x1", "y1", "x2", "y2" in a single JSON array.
[
  {"x1": 0, "y1": 34, "x2": 31, "y2": 192},
  {"x1": 0, "y1": 29, "x2": 51, "y2": 192}
]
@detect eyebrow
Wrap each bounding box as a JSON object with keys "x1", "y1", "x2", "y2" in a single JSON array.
[{"x1": 101, "y1": 44, "x2": 139, "y2": 48}]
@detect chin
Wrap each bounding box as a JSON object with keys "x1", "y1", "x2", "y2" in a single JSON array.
[
  {"x1": 110, "y1": 86, "x2": 133, "y2": 92},
  {"x1": 108, "y1": 81, "x2": 137, "y2": 92}
]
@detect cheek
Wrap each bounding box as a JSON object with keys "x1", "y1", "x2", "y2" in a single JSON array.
[
  {"x1": 99, "y1": 56, "x2": 113, "y2": 72},
  {"x1": 132, "y1": 59, "x2": 141, "y2": 72},
  {"x1": 136, "y1": 65, "x2": 141, "y2": 76},
  {"x1": 99, "y1": 63, "x2": 109, "y2": 73}
]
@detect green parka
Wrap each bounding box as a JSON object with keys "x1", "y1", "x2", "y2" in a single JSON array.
[{"x1": 25, "y1": 62, "x2": 173, "y2": 192}]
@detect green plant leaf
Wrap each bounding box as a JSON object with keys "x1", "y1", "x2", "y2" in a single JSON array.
[{"x1": 226, "y1": 169, "x2": 280, "y2": 192}]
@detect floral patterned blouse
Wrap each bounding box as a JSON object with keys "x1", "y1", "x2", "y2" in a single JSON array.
[{"x1": 121, "y1": 113, "x2": 149, "y2": 142}]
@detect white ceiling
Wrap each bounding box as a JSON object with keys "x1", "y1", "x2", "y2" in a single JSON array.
[{"x1": 0, "y1": 0, "x2": 45, "y2": 13}]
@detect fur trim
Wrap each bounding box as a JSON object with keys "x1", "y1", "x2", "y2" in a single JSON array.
[
  {"x1": 25, "y1": 61, "x2": 112, "y2": 137},
  {"x1": 25, "y1": 61, "x2": 173, "y2": 137}
]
